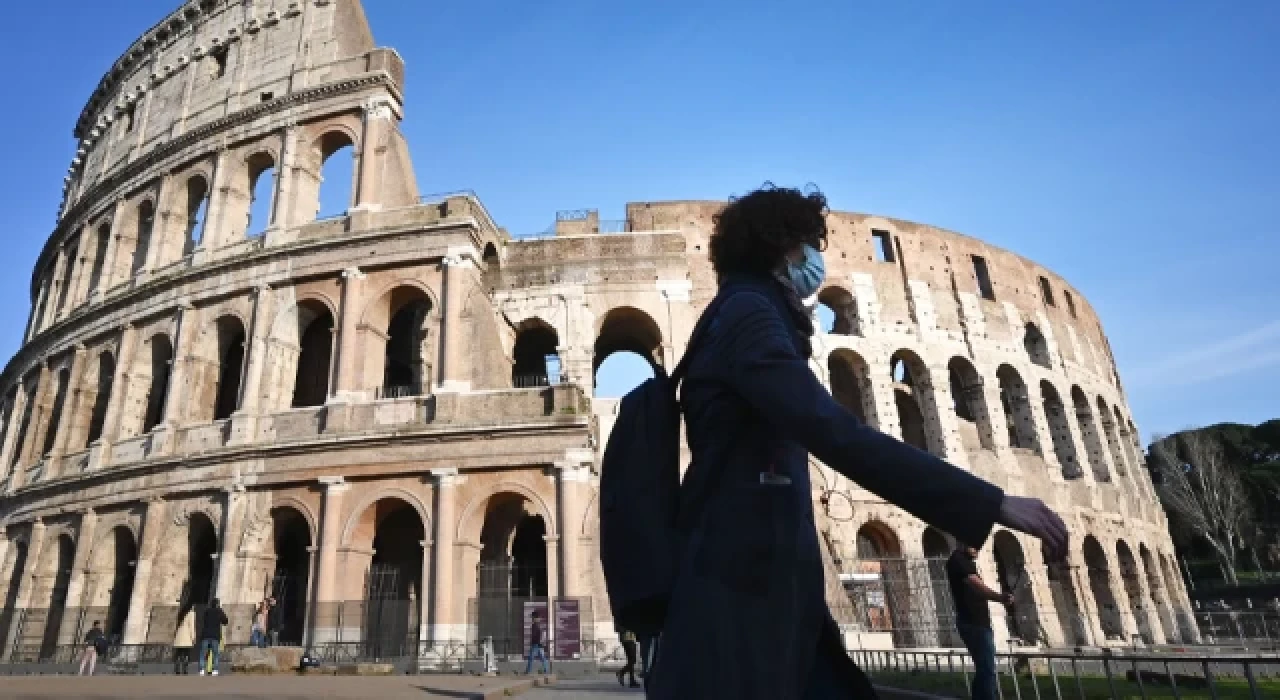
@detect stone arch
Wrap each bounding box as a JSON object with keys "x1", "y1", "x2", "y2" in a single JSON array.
[
  {"x1": 32, "y1": 532, "x2": 76, "y2": 659},
  {"x1": 1096, "y1": 397, "x2": 1129, "y2": 478},
  {"x1": 1116, "y1": 408, "x2": 1144, "y2": 476},
  {"x1": 265, "y1": 506, "x2": 313, "y2": 645},
  {"x1": 153, "y1": 509, "x2": 219, "y2": 612},
  {"x1": 889, "y1": 349, "x2": 946, "y2": 456},
  {"x1": 242, "y1": 150, "x2": 278, "y2": 237},
  {"x1": 852, "y1": 520, "x2": 912, "y2": 646},
  {"x1": 130, "y1": 199, "x2": 156, "y2": 275},
  {"x1": 42, "y1": 366, "x2": 73, "y2": 456},
  {"x1": 1082, "y1": 535, "x2": 1123, "y2": 641},
  {"x1": 1071, "y1": 386, "x2": 1111, "y2": 483},
  {"x1": 457, "y1": 482, "x2": 558, "y2": 543},
  {"x1": 1116, "y1": 540, "x2": 1154, "y2": 644},
  {"x1": 0, "y1": 537, "x2": 30, "y2": 650},
  {"x1": 306, "y1": 129, "x2": 358, "y2": 222},
  {"x1": 828, "y1": 348, "x2": 875, "y2": 427},
  {"x1": 948, "y1": 356, "x2": 994, "y2": 451},
  {"x1": 188, "y1": 314, "x2": 248, "y2": 423},
  {"x1": 594, "y1": 305, "x2": 664, "y2": 378},
  {"x1": 996, "y1": 364, "x2": 1038, "y2": 451},
  {"x1": 1039, "y1": 380, "x2": 1081, "y2": 479},
  {"x1": 340, "y1": 488, "x2": 432, "y2": 549},
  {"x1": 84, "y1": 524, "x2": 138, "y2": 640},
  {"x1": 921, "y1": 527, "x2": 959, "y2": 647},
  {"x1": 511, "y1": 317, "x2": 560, "y2": 388},
  {"x1": 83, "y1": 350, "x2": 116, "y2": 447},
  {"x1": 1138, "y1": 543, "x2": 1174, "y2": 643},
  {"x1": 342, "y1": 496, "x2": 426, "y2": 655},
  {"x1": 264, "y1": 297, "x2": 338, "y2": 410},
  {"x1": 1159, "y1": 551, "x2": 1191, "y2": 642},
  {"x1": 88, "y1": 221, "x2": 111, "y2": 292},
  {"x1": 1046, "y1": 555, "x2": 1087, "y2": 646},
  {"x1": 360, "y1": 282, "x2": 437, "y2": 398},
  {"x1": 993, "y1": 531, "x2": 1041, "y2": 644},
  {"x1": 817, "y1": 284, "x2": 860, "y2": 336},
  {"x1": 182, "y1": 174, "x2": 211, "y2": 255},
  {"x1": 140, "y1": 332, "x2": 174, "y2": 435},
  {"x1": 1023, "y1": 322, "x2": 1051, "y2": 368}
]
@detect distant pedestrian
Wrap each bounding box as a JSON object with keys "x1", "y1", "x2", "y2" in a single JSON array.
[
  {"x1": 524, "y1": 611, "x2": 549, "y2": 675},
  {"x1": 79, "y1": 620, "x2": 108, "y2": 676},
  {"x1": 173, "y1": 607, "x2": 197, "y2": 674},
  {"x1": 198, "y1": 598, "x2": 229, "y2": 677},
  {"x1": 251, "y1": 598, "x2": 273, "y2": 648},
  {"x1": 617, "y1": 627, "x2": 640, "y2": 688},
  {"x1": 948, "y1": 543, "x2": 1014, "y2": 700}
]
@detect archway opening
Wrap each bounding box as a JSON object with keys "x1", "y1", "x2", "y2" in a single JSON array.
[
  {"x1": 475, "y1": 493, "x2": 549, "y2": 654},
  {"x1": 1140, "y1": 544, "x2": 1174, "y2": 643},
  {"x1": 245, "y1": 152, "x2": 277, "y2": 237},
  {"x1": 143, "y1": 335, "x2": 173, "y2": 433},
  {"x1": 922, "y1": 528, "x2": 959, "y2": 647},
  {"x1": 184, "y1": 176, "x2": 210, "y2": 255},
  {"x1": 993, "y1": 532, "x2": 1041, "y2": 645},
  {"x1": 86, "y1": 352, "x2": 115, "y2": 446},
  {"x1": 1046, "y1": 555, "x2": 1087, "y2": 646},
  {"x1": 10, "y1": 381, "x2": 37, "y2": 469},
  {"x1": 1117, "y1": 541, "x2": 1153, "y2": 644},
  {"x1": 269, "y1": 507, "x2": 312, "y2": 646},
  {"x1": 85, "y1": 526, "x2": 138, "y2": 642},
  {"x1": 1097, "y1": 398, "x2": 1129, "y2": 478},
  {"x1": 594, "y1": 307, "x2": 664, "y2": 394},
  {"x1": 130, "y1": 200, "x2": 155, "y2": 275},
  {"x1": 291, "y1": 302, "x2": 335, "y2": 408},
  {"x1": 817, "y1": 286, "x2": 860, "y2": 336},
  {"x1": 347, "y1": 498, "x2": 425, "y2": 657},
  {"x1": 852, "y1": 522, "x2": 913, "y2": 646},
  {"x1": 997, "y1": 365, "x2": 1037, "y2": 450},
  {"x1": 0, "y1": 541, "x2": 29, "y2": 650},
  {"x1": 829, "y1": 349, "x2": 872, "y2": 425},
  {"x1": 1083, "y1": 536, "x2": 1123, "y2": 641},
  {"x1": 512, "y1": 320, "x2": 559, "y2": 389},
  {"x1": 595, "y1": 352, "x2": 655, "y2": 399},
  {"x1": 184, "y1": 513, "x2": 218, "y2": 609},
  {"x1": 1040, "y1": 380, "x2": 1081, "y2": 479},
  {"x1": 316, "y1": 133, "x2": 355, "y2": 221},
  {"x1": 1071, "y1": 387, "x2": 1111, "y2": 483},
  {"x1": 948, "y1": 357, "x2": 994, "y2": 451},
  {"x1": 88, "y1": 223, "x2": 111, "y2": 292},
  {"x1": 211, "y1": 316, "x2": 247, "y2": 421},
  {"x1": 382, "y1": 291, "x2": 432, "y2": 398},
  {"x1": 42, "y1": 367, "x2": 72, "y2": 456},
  {"x1": 36, "y1": 534, "x2": 75, "y2": 660},
  {"x1": 1024, "y1": 322, "x2": 1051, "y2": 368},
  {"x1": 890, "y1": 351, "x2": 930, "y2": 453}
]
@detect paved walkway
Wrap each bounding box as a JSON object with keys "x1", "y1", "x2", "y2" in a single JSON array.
[
  {"x1": 0, "y1": 674, "x2": 546, "y2": 700},
  {"x1": 526, "y1": 676, "x2": 647, "y2": 698}
]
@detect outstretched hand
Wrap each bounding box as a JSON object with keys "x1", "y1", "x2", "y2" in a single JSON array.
[{"x1": 998, "y1": 495, "x2": 1068, "y2": 562}]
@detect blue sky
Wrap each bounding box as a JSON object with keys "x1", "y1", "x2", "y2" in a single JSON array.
[{"x1": 1, "y1": 1, "x2": 1276, "y2": 442}]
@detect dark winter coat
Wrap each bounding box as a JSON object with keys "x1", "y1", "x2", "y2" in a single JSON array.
[
  {"x1": 200, "y1": 605, "x2": 229, "y2": 641},
  {"x1": 648, "y1": 274, "x2": 1005, "y2": 699}
]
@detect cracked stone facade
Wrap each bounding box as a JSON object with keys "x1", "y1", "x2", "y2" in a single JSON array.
[{"x1": 0, "y1": 0, "x2": 1195, "y2": 659}]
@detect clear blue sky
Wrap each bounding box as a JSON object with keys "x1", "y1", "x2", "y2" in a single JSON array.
[{"x1": 1, "y1": 1, "x2": 1276, "y2": 442}]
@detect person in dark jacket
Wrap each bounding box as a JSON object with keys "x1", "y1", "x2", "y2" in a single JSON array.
[
  {"x1": 647, "y1": 184, "x2": 1068, "y2": 699},
  {"x1": 198, "y1": 598, "x2": 229, "y2": 677},
  {"x1": 79, "y1": 620, "x2": 108, "y2": 676}
]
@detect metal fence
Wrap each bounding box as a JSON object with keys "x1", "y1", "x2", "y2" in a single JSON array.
[
  {"x1": 1195, "y1": 611, "x2": 1280, "y2": 650},
  {"x1": 854, "y1": 647, "x2": 1280, "y2": 700}
]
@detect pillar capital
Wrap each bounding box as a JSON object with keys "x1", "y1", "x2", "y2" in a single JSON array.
[
  {"x1": 430, "y1": 467, "x2": 463, "y2": 487},
  {"x1": 317, "y1": 476, "x2": 349, "y2": 493},
  {"x1": 342, "y1": 267, "x2": 365, "y2": 281}
]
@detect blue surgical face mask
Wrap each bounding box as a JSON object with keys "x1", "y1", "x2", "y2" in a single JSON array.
[{"x1": 786, "y1": 244, "x2": 826, "y2": 299}]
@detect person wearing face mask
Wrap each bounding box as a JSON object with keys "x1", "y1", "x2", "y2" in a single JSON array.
[{"x1": 646, "y1": 184, "x2": 1068, "y2": 699}]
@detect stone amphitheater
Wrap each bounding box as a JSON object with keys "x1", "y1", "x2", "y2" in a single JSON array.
[{"x1": 0, "y1": 0, "x2": 1197, "y2": 665}]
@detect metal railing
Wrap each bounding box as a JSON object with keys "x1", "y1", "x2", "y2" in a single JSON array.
[{"x1": 855, "y1": 647, "x2": 1280, "y2": 700}]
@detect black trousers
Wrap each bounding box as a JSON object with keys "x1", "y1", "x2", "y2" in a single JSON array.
[
  {"x1": 620, "y1": 640, "x2": 639, "y2": 683},
  {"x1": 173, "y1": 647, "x2": 191, "y2": 674}
]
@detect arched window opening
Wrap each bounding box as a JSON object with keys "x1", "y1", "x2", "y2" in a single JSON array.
[
  {"x1": 143, "y1": 335, "x2": 174, "y2": 433},
  {"x1": 993, "y1": 532, "x2": 1041, "y2": 645},
  {"x1": 38, "y1": 534, "x2": 76, "y2": 660},
  {"x1": 87, "y1": 526, "x2": 138, "y2": 641},
  {"x1": 383, "y1": 295, "x2": 432, "y2": 398},
  {"x1": 595, "y1": 352, "x2": 655, "y2": 399},
  {"x1": 1024, "y1": 322, "x2": 1051, "y2": 369},
  {"x1": 889, "y1": 350, "x2": 933, "y2": 454},
  {"x1": 829, "y1": 349, "x2": 872, "y2": 425},
  {"x1": 184, "y1": 176, "x2": 210, "y2": 255},
  {"x1": 482, "y1": 243, "x2": 500, "y2": 265},
  {"x1": 245, "y1": 152, "x2": 277, "y2": 238},
  {"x1": 184, "y1": 514, "x2": 218, "y2": 608},
  {"x1": 88, "y1": 223, "x2": 111, "y2": 293},
  {"x1": 1071, "y1": 387, "x2": 1111, "y2": 483},
  {"x1": 86, "y1": 352, "x2": 116, "y2": 446},
  {"x1": 1140, "y1": 544, "x2": 1175, "y2": 643},
  {"x1": 42, "y1": 368, "x2": 72, "y2": 456},
  {"x1": 850, "y1": 523, "x2": 913, "y2": 646},
  {"x1": 997, "y1": 365, "x2": 1037, "y2": 451},
  {"x1": 948, "y1": 357, "x2": 994, "y2": 451},
  {"x1": 270, "y1": 508, "x2": 312, "y2": 646},
  {"x1": 10, "y1": 381, "x2": 38, "y2": 467},
  {"x1": 1040, "y1": 380, "x2": 1081, "y2": 479},
  {"x1": 55, "y1": 238, "x2": 80, "y2": 314},
  {"x1": 0, "y1": 541, "x2": 30, "y2": 649},
  {"x1": 207, "y1": 48, "x2": 228, "y2": 81},
  {"x1": 316, "y1": 133, "x2": 355, "y2": 221},
  {"x1": 131, "y1": 200, "x2": 155, "y2": 274},
  {"x1": 212, "y1": 317, "x2": 247, "y2": 421},
  {"x1": 1083, "y1": 536, "x2": 1124, "y2": 641},
  {"x1": 291, "y1": 303, "x2": 335, "y2": 408},
  {"x1": 594, "y1": 307, "x2": 664, "y2": 394},
  {"x1": 1097, "y1": 398, "x2": 1129, "y2": 478},
  {"x1": 1117, "y1": 541, "x2": 1154, "y2": 644},
  {"x1": 512, "y1": 320, "x2": 560, "y2": 389},
  {"x1": 817, "y1": 286, "x2": 860, "y2": 336}
]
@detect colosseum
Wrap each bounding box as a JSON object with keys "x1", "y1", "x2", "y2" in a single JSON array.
[{"x1": 0, "y1": 0, "x2": 1197, "y2": 667}]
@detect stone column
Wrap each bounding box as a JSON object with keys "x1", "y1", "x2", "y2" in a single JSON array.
[
  {"x1": 48, "y1": 346, "x2": 89, "y2": 472},
  {"x1": 429, "y1": 468, "x2": 461, "y2": 642},
  {"x1": 1130, "y1": 570, "x2": 1166, "y2": 645},
  {"x1": 213, "y1": 486, "x2": 246, "y2": 603},
  {"x1": 122, "y1": 499, "x2": 168, "y2": 645},
  {"x1": 311, "y1": 477, "x2": 349, "y2": 644},
  {"x1": 438, "y1": 250, "x2": 478, "y2": 393},
  {"x1": 90, "y1": 324, "x2": 138, "y2": 470},
  {"x1": 544, "y1": 534, "x2": 561, "y2": 600},
  {"x1": 230, "y1": 286, "x2": 273, "y2": 445},
  {"x1": 1, "y1": 520, "x2": 46, "y2": 660},
  {"x1": 160, "y1": 303, "x2": 197, "y2": 430},
  {"x1": 1066, "y1": 558, "x2": 1108, "y2": 647},
  {"x1": 924, "y1": 362, "x2": 969, "y2": 464},
  {"x1": 554, "y1": 451, "x2": 593, "y2": 599},
  {"x1": 199, "y1": 147, "x2": 233, "y2": 253},
  {"x1": 330, "y1": 268, "x2": 367, "y2": 402},
  {"x1": 15, "y1": 362, "x2": 54, "y2": 476},
  {"x1": 0, "y1": 384, "x2": 32, "y2": 483},
  {"x1": 352, "y1": 97, "x2": 397, "y2": 211},
  {"x1": 1026, "y1": 563, "x2": 1066, "y2": 647},
  {"x1": 92, "y1": 199, "x2": 128, "y2": 302},
  {"x1": 47, "y1": 244, "x2": 71, "y2": 325},
  {"x1": 267, "y1": 123, "x2": 300, "y2": 235},
  {"x1": 418, "y1": 539, "x2": 433, "y2": 644},
  {"x1": 56, "y1": 510, "x2": 98, "y2": 645}
]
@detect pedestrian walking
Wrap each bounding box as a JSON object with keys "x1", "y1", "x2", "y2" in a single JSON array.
[
  {"x1": 198, "y1": 598, "x2": 229, "y2": 676},
  {"x1": 79, "y1": 620, "x2": 108, "y2": 676},
  {"x1": 948, "y1": 543, "x2": 1014, "y2": 700},
  {"x1": 628, "y1": 184, "x2": 1068, "y2": 699},
  {"x1": 617, "y1": 627, "x2": 641, "y2": 688},
  {"x1": 250, "y1": 598, "x2": 272, "y2": 648},
  {"x1": 173, "y1": 606, "x2": 197, "y2": 674},
  {"x1": 524, "y1": 611, "x2": 549, "y2": 675}
]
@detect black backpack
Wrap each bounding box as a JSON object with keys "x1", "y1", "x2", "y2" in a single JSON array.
[{"x1": 599, "y1": 287, "x2": 739, "y2": 638}]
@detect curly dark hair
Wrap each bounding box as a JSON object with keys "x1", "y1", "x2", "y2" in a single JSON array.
[{"x1": 709, "y1": 183, "x2": 829, "y2": 283}]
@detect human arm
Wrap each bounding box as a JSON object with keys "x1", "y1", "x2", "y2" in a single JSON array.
[
  {"x1": 966, "y1": 574, "x2": 1014, "y2": 605},
  {"x1": 712, "y1": 291, "x2": 1066, "y2": 554}
]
